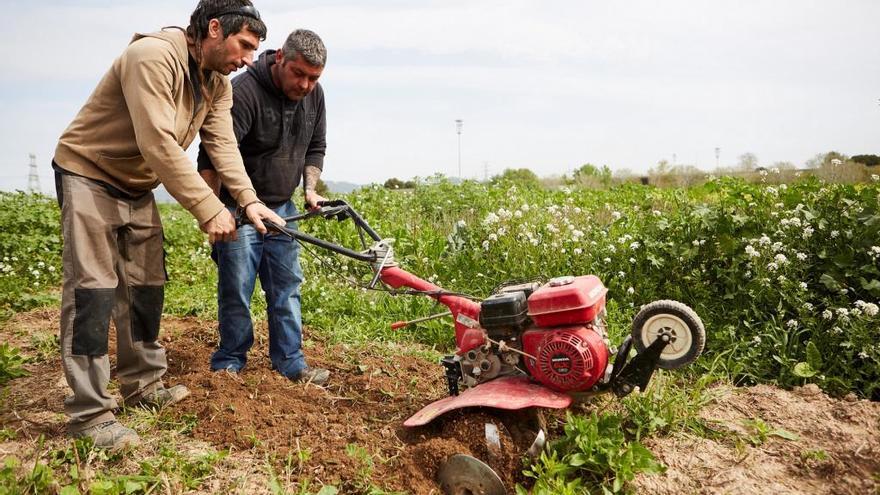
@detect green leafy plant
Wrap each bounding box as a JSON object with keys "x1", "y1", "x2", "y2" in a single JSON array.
[
  {"x1": 522, "y1": 411, "x2": 665, "y2": 494},
  {"x1": 0, "y1": 344, "x2": 28, "y2": 385},
  {"x1": 741, "y1": 418, "x2": 799, "y2": 446}
]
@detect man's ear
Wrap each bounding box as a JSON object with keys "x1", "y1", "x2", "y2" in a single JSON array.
[
  {"x1": 275, "y1": 49, "x2": 284, "y2": 64},
  {"x1": 207, "y1": 18, "x2": 223, "y2": 39}
]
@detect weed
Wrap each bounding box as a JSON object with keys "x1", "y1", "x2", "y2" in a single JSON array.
[
  {"x1": 800, "y1": 449, "x2": 829, "y2": 462},
  {"x1": 0, "y1": 344, "x2": 28, "y2": 385},
  {"x1": 522, "y1": 411, "x2": 665, "y2": 494},
  {"x1": 741, "y1": 418, "x2": 799, "y2": 446},
  {"x1": 27, "y1": 332, "x2": 59, "y2": 362},
  {"x1": 0, "y1": 428, "x2": 16, "y2": 441}
]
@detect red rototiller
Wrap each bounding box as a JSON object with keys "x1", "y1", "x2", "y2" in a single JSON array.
[{"x1": 255, "y1": 200, "x2": 706, "y2": 493}]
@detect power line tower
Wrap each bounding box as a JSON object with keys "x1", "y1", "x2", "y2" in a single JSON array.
[
  {"x1": 27, "y1": 153, "x2": 41, "y2": 193},
  {"x1": 455, "y1": 119, "x2": 463, "y2": 178}
]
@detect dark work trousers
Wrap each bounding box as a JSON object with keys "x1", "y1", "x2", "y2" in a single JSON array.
[{"x1": 57, "y1": 173, "x2": 167, "y2": 432}]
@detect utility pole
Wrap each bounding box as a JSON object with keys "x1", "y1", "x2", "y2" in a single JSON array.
[
  {"x1": 455, "y1": 119, "x2": 463, "y2": 178},
  {"x1": 714, "y1": 147, "x2": 721, "y2": 169},
  {"x1": 27, "y1": 153, "x2": 40, "y2": 193}
]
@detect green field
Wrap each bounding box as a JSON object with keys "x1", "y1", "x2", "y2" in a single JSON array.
[{"x1": 1, "y1": 174, "x2": 878, "y2": 493}]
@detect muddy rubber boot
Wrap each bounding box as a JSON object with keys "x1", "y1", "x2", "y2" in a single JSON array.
[
  {"x1": 289, "y1": 367, "x2": 330, "y2": 386},
  {"x1": 70, "y1": 420, "x2": 140, "y2": 450},
  {"x1": 127, "y1": 384, "x2": 191, "y2": 409}
]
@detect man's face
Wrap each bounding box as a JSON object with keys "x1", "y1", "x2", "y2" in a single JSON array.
[
  {"x1": 202, "y1": 19, "x2": 260, "y2": 75},
  {"x1": 274, "y1": 51, "x2": 324, "y2": 101}
]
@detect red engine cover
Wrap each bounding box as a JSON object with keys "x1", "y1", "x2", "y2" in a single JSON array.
[{"x1": 521, "y1": 326, "x2": 609, "y2": 393}]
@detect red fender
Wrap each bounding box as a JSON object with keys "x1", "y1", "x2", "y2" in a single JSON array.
[{"x1": 403, "y1": 376, "x2": 572, "y2": 427}]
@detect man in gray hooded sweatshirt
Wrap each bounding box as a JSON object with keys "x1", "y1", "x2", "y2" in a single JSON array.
[{"x1": 198, "y1": 29, "x2": 330, "y2": 384}]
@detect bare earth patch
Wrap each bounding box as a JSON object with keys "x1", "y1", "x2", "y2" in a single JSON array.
[{"x1": 2, "y1": 309, "x2": 879, "y2": 493}]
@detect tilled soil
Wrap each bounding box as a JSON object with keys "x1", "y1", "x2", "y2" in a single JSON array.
[{"x1": 2, "y1": 308, "x2": 879, "y2": 494}]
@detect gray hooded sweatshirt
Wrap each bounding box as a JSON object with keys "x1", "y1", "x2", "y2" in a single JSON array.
[{"x1": 198, "y1": 49, "x2": 326, "y2": 208}]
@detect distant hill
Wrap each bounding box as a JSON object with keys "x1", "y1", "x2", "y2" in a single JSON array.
[{"x1": 324, "y1": 180, "x2": 364, "y2": 194}]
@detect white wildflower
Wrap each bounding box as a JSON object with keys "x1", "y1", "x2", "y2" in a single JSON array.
[
  {"x1": 830, "y1": 230, "x2": 839, "y2": 238},
  {"x1": 864, "y1": 303, "x2": 879, "y2": 317},
  {"x1": 745, "y1": 245, "x2": 760, "y2": 257},
  {"x1": 573, "y1": 248, "x2": 583, "y2": 255},
  {"x1": 799, "y1": 282, "x2": 808, "y2": 290},
  {"x1": 758, "y1": 235, "x2": 771, "y2": 246},
  {"x1": 786, "y1": 319, "x2": 798, "y2": 328},
  {"x1": 611, "y1": 211, "x2": 622, "y2": 220},
  {"x1": 767, "y1": 262, "x2": 779, "y2": 271},
  {"x1": 603, "y1": 257, "x2": 611, "y2": 263},
  {"x1": 802, "y1": 227, "x2": 814, "y2": 238},
  {"x1": 822, "y1": 309, "x2": 833, "y2": 320},
  {"x1": 483, "y1": 212, "x2": 500, "y2": 225},
  {"x1": 859, "y1": 351, "x2": 869, "y2": 359},
  {"x1": 630, "y1": 241, "x2": 641, "y2": 250},
  {"x1": 514, "y1": 210, "x2": 523, "y2": 218},
  {"x1": 456, "y1": 220, "x2": 466, "y2": 228},
  {"x1": 837, "y1": 308, "x2": 849, "y2": 317},
  {"x1": 796, "y1": 252, "x2": 807, "y2": 261},
  {"x1": 774, "y1": 254, "x2": 788, "y2": 265},
  {"x1": 627, "y1": 287, "x2": 634, "y2": 295},
  {"x1": 488, "y1": 233, "x2": 498, "y2": 242}
]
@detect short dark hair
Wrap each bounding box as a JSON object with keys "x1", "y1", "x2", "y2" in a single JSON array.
[{"x1": 187, "y1": 0, "x2": 267, "y2": 42}]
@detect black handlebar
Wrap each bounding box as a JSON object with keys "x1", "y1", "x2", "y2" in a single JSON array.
[{"x1": 234, "y1": 199, "x2": 384, "y2": 263}]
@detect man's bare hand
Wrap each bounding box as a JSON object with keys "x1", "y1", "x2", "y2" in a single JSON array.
[
  {"x1": 305, "y1": 190, "x2": 328, "y2": 211},
  {"x1": 201, "y1": 209, "x2": 238, "y2": 243},
  {"x1": 245, "y1": 202, "x2": 286, "y2": 234}
]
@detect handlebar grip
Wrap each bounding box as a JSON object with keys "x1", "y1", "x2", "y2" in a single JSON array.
[{"x1": 390, "y1": 321, "x2": 408, "y2": 330}]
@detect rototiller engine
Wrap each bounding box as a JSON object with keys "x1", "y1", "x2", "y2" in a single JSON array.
[{"x1": 254, "y1": 199, "x2": 706, "y2": 493}]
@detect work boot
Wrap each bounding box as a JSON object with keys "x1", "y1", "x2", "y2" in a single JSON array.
[
  {"x1": 289, "y1": 367, "x2": 330, "y2": 386},
  {"x1": 70, "y1": 420, "x2": 140, "y2": 450},
  {"x1": 126, "y1": 384, "x2": 191, "y2": 409}
]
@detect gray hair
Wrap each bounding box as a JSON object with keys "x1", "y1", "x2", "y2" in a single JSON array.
[{"x1": 282, "y1": 29, "x2": 327, "y2": 67}]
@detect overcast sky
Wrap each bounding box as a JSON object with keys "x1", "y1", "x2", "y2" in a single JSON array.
[{"x1": 2, "y1": 0, "x2": 878, "y2": 192}]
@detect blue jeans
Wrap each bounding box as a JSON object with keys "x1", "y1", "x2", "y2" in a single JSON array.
[{"x1": 210, "y1": 201, "x2": 307, "y2": 377}]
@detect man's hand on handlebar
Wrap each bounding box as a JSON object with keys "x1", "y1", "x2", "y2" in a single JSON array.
[
  {"x1": 200, "y1": 209, "x2": 238, "y2": 243},
  {"x1": 305, "y1": 189, "x2": 329, "y2": 212},
  {"x1": 245, "y1": 202, "x2": 286, "y2": 234}
]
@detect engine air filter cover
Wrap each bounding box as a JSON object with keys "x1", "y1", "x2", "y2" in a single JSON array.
[{"x1": 480, "y1": 291, "x2": 529, "y2": 330}]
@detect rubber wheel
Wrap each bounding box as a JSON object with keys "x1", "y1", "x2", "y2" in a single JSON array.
[{"x1": 631, "y1": 300, "x2": 705, "y2": 370}]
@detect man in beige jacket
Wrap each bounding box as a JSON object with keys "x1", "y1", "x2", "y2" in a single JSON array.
[{"x1": 53, "y1": 0, "x2": 283, "y2": 449}]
